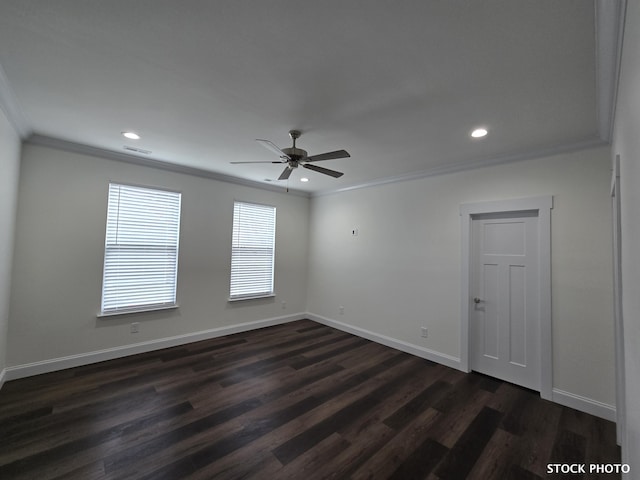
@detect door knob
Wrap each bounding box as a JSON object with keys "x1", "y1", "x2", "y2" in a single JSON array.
[{"x1": 473, "y1": 297, "x2": 483, "y2": 304}]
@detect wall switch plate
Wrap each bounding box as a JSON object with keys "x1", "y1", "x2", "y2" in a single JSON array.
[
  {"x1": 131, "y1": 322, "x2": 140, "y2": 334},
  {"x1": 351, "y1": 227, "x2": 359, "y2": 236},
  {"x1": 421, "y1": 327, "x2": 428, "y2": 338}
]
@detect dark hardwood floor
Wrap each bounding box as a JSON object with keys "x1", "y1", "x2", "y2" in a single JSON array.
[{"x1": 0, "y1": 319, "x2": 620, "y2": 479}]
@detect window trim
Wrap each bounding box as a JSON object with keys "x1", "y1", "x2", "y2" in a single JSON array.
[
  {"x1": 97, "y1": 303, "x2": 179, "y2": 318},
  {"x1": 227, "y1": 293, "x2": 276, "y2": 302},
  {"x1": 229, "y1": 200, "x2": 276, "y2": 301},
  {"x1": 99, "y1": 182, "x2": 182, "y2": 317}
]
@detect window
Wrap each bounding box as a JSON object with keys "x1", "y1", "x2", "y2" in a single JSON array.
[
  {"x1": 100, "y1": 183, "x2": 182, "y2": 315},
  {"x1": 230, "y1": 201, "x2": 276, "y2": 300}
]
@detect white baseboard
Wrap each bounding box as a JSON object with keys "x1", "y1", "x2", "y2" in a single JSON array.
[
  {"x1": 307, "y1": 313, "x2": 616, "y2": 422},
  {"x1": 552, "y1": 388, "x2": 616, "y2": 422},
  {"x1": 4, "y1": 313, "x2": 306, "y2": 381},
  {"x1": 1, "y1": 313, "x2": 619, "y2": 424},
  {"x1": 306, "y1": 312, "x2": 463, "y2": 371}
]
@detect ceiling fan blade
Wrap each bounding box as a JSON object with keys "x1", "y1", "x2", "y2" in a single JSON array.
[
  {"x1": 303, "y1": 163, "x2": 344, "y2": 178},
  {"x1": 256, "y1": 139, "x2": 291, "y2": 160},
  {"x1": 305, "y1": 149, "x2": 350, "y2": 162},
  {"x1": 230, "y1": 161, "x2": 285, "y2": 164},
  {"x1": 278, "y1": 166, "x2": 293, "y2": 180}
]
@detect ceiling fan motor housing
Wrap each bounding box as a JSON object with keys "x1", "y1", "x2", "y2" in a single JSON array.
[{"x1": 281, "y1": 147, "x2": 307, "y2": 165}]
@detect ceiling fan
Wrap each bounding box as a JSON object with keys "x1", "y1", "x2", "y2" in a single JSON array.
[{"x1": 231, "y1": 130, "x2": 350, "y2": 180}]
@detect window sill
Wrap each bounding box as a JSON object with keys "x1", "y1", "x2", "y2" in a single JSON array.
[
  {"x1": 97, "y1": 304, "x2": 179, "y2": 318},
  {"x1": 228, "y1": 293, "x2": 275, "y2": 302}
]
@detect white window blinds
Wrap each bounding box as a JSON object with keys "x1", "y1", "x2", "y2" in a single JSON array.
[
  {"x1": 101, "y1": 183, "x2": 182, "y2": 315},
  {"x1": 230, "y1": 201, "x2": 276, "y2": 299}
]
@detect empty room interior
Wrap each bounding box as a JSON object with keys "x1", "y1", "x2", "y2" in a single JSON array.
[{"x1": 0, "y1": 1, "x2": 639, "y2": 478}]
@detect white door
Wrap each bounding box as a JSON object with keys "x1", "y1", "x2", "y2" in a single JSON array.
[{"x1": 470, "y1": 211, "x2": 541, "y2": 391}]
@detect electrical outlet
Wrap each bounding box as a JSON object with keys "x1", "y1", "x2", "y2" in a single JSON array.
[
  {"x1": 131, "y1": 322, "x2": 140, "y2": 334},
  {"x1": 281, "y1": 301, "x2": 287, "y2": 309},
  {"x1": 339, "y1": 306, "x2": 344, "y2": 315},
  {"x1": 421, "y1": 327, "x2": 428, "y2": 338}
]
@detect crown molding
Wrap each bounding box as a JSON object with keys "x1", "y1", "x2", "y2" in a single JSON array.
[
  {"x1": 596, "y1": 0, "x2": 627, "y2": 142},
  {"x1": 0, "y1": 63, "x2": 32, "y2": 139},
  {"x1": 314, "y1": 137, "x2": 608, "y2": 197},
  {"x1": 30, "y1": 135, "x2": 607, "y2": 200},
  {"x1": 26, "y1": 135, "x2": 310, "y2": 198}
]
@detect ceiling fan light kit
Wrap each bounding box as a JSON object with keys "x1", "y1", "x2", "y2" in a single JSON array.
[{"x1": 230, "y1": 130, "x2": 350, "y2": 183}]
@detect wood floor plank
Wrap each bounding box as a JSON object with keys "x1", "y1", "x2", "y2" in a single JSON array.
[
  {"x1": 434, "y1": 406, "x2": 504, "y2": 479},
  {"x1": 0, "y1": 320, "x2": 620, "y2": 479},
  {"x1": 0, "y1": 401, "x2": 194, "y2": 480},
  {"x1": 271, "y1": 356, "x2": 428, "y2": 465},
  {"x1": 512, "y1": 395, "x2": 564, "y2": 477},
  {"x1": 49, "y1": 460, "x2": 106, "y2": 480},
  {"x1": 549, "y1": 429, "x2": 587, "y2": 471},
  {"x1": 387, "y1": 436, "x2": 448, "y2": 480},
  {"x1": 350, "y1": 407, "x2": 442, "y2": 480},
  {"x1": 341, "y1": 364, "x2": 449, "y2": 442},
  {"x1": 427, "y1": 387, "x2": 495, "y2": 448},
  {"x1": 179, "y1": 356, "x2": 404, "y2": 479},
  {"x1": 319, "y1": 421, "x2": 397, "y2": 479},
  {"x1": 465, "y1": 427, "x2": 519, "y2": 480},
  {"x1": 383, "y1": 378, "x2": 452, "y2": 431},
  {"x1": 266, "y1": 432, "x2": 350, "y2": 480},
  {"x1": 0, "y1": 385, "x2": 161, "y2": 457}
]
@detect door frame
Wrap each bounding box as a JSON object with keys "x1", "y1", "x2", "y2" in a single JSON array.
[
  {"x1": 611, "y1": 154, "x2": 625, "y2": 445},
  {"x1": 460, "y1": 195, "x2": 553, "y2": 400}
]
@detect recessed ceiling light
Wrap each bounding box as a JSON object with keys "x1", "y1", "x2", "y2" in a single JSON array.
[
  {"x1": 300, "y1": 177, "x2": 309, "y2": 182},
  {"x1": 471, "y1": 128, "x2": 488, "y2": 138},
  {"x1": 122, "y1": 131, "x2": 140, "y2": 140}
]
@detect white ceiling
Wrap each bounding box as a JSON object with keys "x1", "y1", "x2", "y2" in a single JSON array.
[{"x1": 0, "y1": 1, "x2": 614, "y2": 194}]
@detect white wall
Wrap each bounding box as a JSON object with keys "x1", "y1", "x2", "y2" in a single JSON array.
[
  {"x1": 4, "y1": 139, "x2": 617, "y2": 422},
  {"x1": 307, "y1": 146, "x2": 614, "y2": 410},
  {"x1": 0, "y1": 108, "x2": 20, "y2": 383},
  {"x1": 612, "y1": 0, "x2": 640, "y2": 468},
  {"x1": 7, "y1": 144, "x2": 309, "y2": 368}
]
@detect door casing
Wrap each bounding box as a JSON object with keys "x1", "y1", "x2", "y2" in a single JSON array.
[
  {"x1": 460, "y1": 196, "x2": 553, "y2": 400},
  {"x1": 611, "y1": 154, "x2": 625, "y2": 445}
]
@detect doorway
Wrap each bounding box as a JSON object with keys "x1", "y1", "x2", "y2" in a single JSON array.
[{"x1": 460, "y1": 196, "x2": 552, "y2": 399}]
